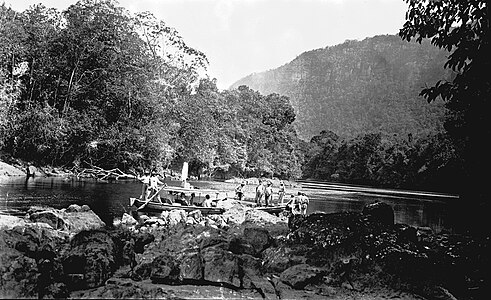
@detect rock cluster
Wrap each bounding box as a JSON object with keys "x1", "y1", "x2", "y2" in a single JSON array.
[{"x1": 0, "y1": 201, "x2": 488, "y2": 299}]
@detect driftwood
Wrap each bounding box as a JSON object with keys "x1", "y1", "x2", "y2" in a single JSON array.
[{"x1": 75, "y1": 165, "x2": 137, "y2": 180}]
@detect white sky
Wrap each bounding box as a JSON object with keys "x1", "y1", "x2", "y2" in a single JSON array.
[{"x1": 2, "y1": 0, "x2": 409, "y2": 90}]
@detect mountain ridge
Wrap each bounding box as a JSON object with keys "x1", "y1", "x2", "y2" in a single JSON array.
[{"x1": 230, "y1": 34, "x2": 452, "y2": 141}]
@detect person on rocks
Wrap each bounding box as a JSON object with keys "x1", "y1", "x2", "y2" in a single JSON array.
[
  {"x1": 254, "y1": 179, "x2": 266, "y2": 207},
  {"x1": 290, "y1": 192, "x2": 303, "y2": 215},
  {"x1": 285, "y1": 194, "x2": 296, "y2": 215},
  {"x1": 235, "y1": 181, "x2": 246, "y2": 201},
  {"x1": 299, "y1": 192, "x2": 309, "y2": 215},
  {"x1": 264, "y1": 181, "x2": 273, "y2": 206}
]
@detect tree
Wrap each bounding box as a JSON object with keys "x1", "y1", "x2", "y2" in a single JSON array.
[{"x1": 399, "y1": 0, "x2": 490, "y2": 235}]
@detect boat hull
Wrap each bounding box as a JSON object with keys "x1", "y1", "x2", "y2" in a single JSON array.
[
  {"x1": 254, "y1": 205, "x2": 288, "y2": 215},
  {"x1": 130, "y1": 198, "x2": 225, "y2": 215}
]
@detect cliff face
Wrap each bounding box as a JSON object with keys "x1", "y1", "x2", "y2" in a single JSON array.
[{"x1": 231, "y1": 35, "x2": 452, "y2": 140}]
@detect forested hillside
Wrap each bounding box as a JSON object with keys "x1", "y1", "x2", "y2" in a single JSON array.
[
  {"x1": 231, "y1": 35, "x2": 453, "y2": 140},
  {"x1": 0, "y1": 0, "x2": 303, "y2": 179}
]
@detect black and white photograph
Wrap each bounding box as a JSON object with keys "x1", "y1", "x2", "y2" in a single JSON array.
[{"x1": 0, "y1": 0, "x2": 489, "y2": 299}]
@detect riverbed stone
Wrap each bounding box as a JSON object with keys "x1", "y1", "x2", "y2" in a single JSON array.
[
  {"x1": 0, "y1": 214, "x2": 26, "y2": 230},
  {"x1": 242, "y1": 225, "x2": 271, "y2": 256},
  {"x1": 280, "y1": 263, "x2": 326, "y2": 289},
  {"x1": 202, "y1": 246, "x2": 241, "y2": 287},
  {"x1": 150, "y1": 253, "x2": 181, "y2": 284},
  {"x1": 28, "y1": 206, "x2": 105, "y2": 235},
  {"x1": 63, "y1": 230, "x2": 116, "y2": 290},
  {"x1": 362, "y1": 201, "x2": 395, "y2": 226}
]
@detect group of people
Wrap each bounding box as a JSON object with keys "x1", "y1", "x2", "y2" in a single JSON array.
[
  {"x1": 235, "y1": 179, "x2": 309, "y2": 214},
  {"x1": 139, "y1": 171, "x2": 166, "y2": 203},
  {"x1": 285, "y1": 192, "x2": 309, "y2": 215},
  {"x1": 252, "y1": 179, "x2": 290, "y2": 207},
  {"x1": 140, "y1": 172, "x2": 309, "y2": 214}
]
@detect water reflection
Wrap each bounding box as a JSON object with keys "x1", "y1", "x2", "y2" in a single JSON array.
[{"x1": 1, "y1": 177, "x2": 452, "y2": 232}]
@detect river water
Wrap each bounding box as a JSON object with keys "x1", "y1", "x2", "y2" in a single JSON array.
[{"x1": 0, "y1": 176, "x2": 456, "y2": 233}]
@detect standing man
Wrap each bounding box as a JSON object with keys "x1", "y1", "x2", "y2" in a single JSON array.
[
  {"x1": 300, "y1": 192, "x2": 309, "y2": 215},
  {"x1": 278, "y1": 180, "x2": 286, "y2": 205},
  {"x1": 139, "y1": 170, "x2": 151, "y2": 201},
  {"x1": 254, "y1": 179, "x2": 265, "y2": 207},
  {"x1": 149, "y1": 171, "x2": 165, "y2": 203},
  {"x1": 264, "y1": 181, "x2": 273, "y2": 207},
  {"x1": 235, "y1": 181, "x2": 246, "y2": 201}
]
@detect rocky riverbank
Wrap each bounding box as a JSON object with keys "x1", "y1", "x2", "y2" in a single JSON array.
[{"x1": 0, "y1": 201, "x2": 488, "y2": 299}]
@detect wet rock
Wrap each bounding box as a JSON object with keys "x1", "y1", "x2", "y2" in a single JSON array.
[
  {"x1": 221, "y1": 203, "x2": 248, "y2": 224},
  {"x1": 280, "y1": 263, "x2": 326, "y2": 289},
  {"x1": 28, "y1": 206, "x2": 105, "y2": 235},
  {"x1": 362, "y1": 201, "x2": 395, "y2": 226},
  {"x1": 63, "y1": 230, "x2": 116, "y2": 290},
  {"x1": 120, "y1": 212, "x2": 138, "y2": 226},
  {"x1": 0, "y1": 214, "x2": 26, "y2": 230},
  {"x1": 150, "y1": 253, "x2": 181, "y2": 284},
  {"x1": 179, "y1": 250, "x2": 203, "y2": 280},
  {"x1": 242, "y1": 226, "x2": 271, "y2": 256},
  {"x1": 0, "y1": 224, "x2": 68, "y2": 299},
  {"x1": 262, "y1": 244, "x2": 309, "y2": 274},
  {"x1": 202, "y1": 246, "x2": 241, "y2": 287},
  {"x1": 29, "y1": 210, "x2": 68, "y2": 230},
  {"x1": 66, "y1": 204, "x2": 82, "y2": 212}
]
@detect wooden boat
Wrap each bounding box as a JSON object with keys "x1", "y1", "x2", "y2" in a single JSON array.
[
  {"x1": 254, "y1": 205, "x2": 288, "y2": 215},
  {"x1": 131, "y1": 180, "x2": 289, "y2": 216},
  {"x1": 130, "y1": 184, "x2": 230, "y2": 214},
  {"x1": 130, "y1": 197, "x2": 225, "y2": 215}
]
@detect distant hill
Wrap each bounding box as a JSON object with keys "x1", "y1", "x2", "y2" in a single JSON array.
[{"x1": 230, "y1": 35, "x2": 452, "y2": 141}]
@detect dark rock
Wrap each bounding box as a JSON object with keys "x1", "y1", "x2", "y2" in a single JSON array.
[
  {"x1": 242, "y1": 226, "x2": 271, "y2": 256},
  {"x1": 280, "y1": 263, "x2": 326, "y2": 289},
  {"x1": 179, "y1": 251, "x2": 203, "y2": 280},
  {"x1": 262, "y1": 244, "x2": 309, "y2": 273},
  {"x1": 0, "y1": 224, "x2": 68, "y2": 299},
  {"x1": 229, "y1": 236, "x2": 255, "y2": 255},
  {"x1": 362, "y1": 201, "x2": 395, "y2": 226},
  {"x1": 150, "y1": 254, "x2": 181, "y2": 284},
  {"x1": 238, "y1": 253, "x2": 263, "y2": 289},
  {"x1": 63, "y1": 230, "x2": 116, "y2": 290},
  {"x1": 202, "y1": 245, "x2": 241, "y2": 287}
]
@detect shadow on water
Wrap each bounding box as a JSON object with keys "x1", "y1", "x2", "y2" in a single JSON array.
[{"x1": 1, "y1": 177, "x2": 454, "y2": 232}]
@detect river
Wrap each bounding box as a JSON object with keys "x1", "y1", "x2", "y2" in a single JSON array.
[{"x1": 0, "y1": 176, "x2": 457, "y2": 233}]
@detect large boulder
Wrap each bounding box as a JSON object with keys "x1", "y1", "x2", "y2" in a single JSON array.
[
  {"x1": 280, "y1": 263, "x2": 326, "y2": 289},
  {"x1": 242, "y1": 226, "x2": 271, "y2": 256},
  {"x1": 62, "y1": 230, "x2": 116, "y2": 290},
  {"x1": 362, "y1": 201, "x2": 395, "y2": 226},
  {"x1": 0, "y1": 214, "x2": 26, "y2": 230},
  {"x1": 150, "y1": 254, "x2": 181, "y2": 284},
  {"x1": 28, "y1": 206, "x2": 105, "y2": 235},
  {"x1": 0, "y1": 225, "x2": 69, "y2": 299},
  {"x1": 201, "y1": 245, "x2": 241, "y2": 287}
]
